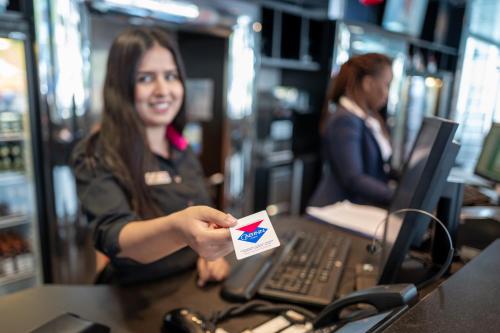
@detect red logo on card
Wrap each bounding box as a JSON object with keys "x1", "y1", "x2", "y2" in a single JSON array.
[{"x1": 237, "y1": 220, "x2": 263, "y2": 233}]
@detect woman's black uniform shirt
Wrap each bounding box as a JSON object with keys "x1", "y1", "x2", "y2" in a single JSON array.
[{"x1": 72, "y1": 134, "x2": 211, "y2": 284}]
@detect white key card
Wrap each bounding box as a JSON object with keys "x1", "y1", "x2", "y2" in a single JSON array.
[{"x1": 230, "y1": 210, "x2": 280, "y2": 260}]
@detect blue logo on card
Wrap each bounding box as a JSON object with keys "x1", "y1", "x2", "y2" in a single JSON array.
[{"x1": 237, "y1": 220, "x2": 267, "y2": 243}]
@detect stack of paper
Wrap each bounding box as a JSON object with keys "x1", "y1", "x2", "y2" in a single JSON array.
[{"x1": 306, "y1": 201, "x2": 389, "y2": 239}]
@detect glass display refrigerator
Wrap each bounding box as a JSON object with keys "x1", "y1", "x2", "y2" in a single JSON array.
[{"x1": 0, "y1": 25, "x2": 43, "y2": 295}]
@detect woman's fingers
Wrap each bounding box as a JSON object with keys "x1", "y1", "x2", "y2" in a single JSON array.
[
  {"x1": 197, "y1": 257, "x2": 209, "y2": 287},
  {"x1": 177, "y1": 206, "x2": 236, "y2": 260},
  {"x1": 197, "y1": 258, "x2": 230, "y2": 287},
  {"x1": 203, "y1": 227, "x2": 232, "y2": 243},
  {"x1": 211, "y1": 259, "x2": 230, "y2": 281},
  {"x1": 191, "y1": 206, "x2": 237, "y2": 228}
]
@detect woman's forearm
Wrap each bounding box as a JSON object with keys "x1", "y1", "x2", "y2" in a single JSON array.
[
  {"x1": 115, "y1": 206, "x2": 236, "y2": 264},
  {"x1": 117, "y1": 214, "x2": 186, "y2": 264}
]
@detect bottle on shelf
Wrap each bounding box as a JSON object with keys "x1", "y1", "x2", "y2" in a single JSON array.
[
  {"x1": 10, "y1": 113, "x2": 23, "y2": 134},
  {"x1": 0, "y1": 233, "x2": 16, "y2": 277},
  {"x1": 0, "y1": 231, "x2": 34, "y2": 277},
  {"x1": 0, "y1": 201, "x2": 9, "y2": 217},
  {"x1": 427, "y1": 53, "x2": 438, "y2": 74},
  {"x1": 0, "y1": 111, "x2": 23, "y2": 135},
  {"x1": 0, "y1": 143, "x2": 10, "y2": 171},
  {"x1": 15, "y1": 233, "x2": 33, "y2": 273},
  {"x1": 10, "y1": 143, "x2": 24, "y2": 171},
  {"x1": 16, "y1": 238, "x2": 35, "y2": 272}
]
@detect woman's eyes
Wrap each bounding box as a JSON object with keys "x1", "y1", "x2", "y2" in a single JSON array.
[
  {"x1": 136, "y1": 72, "x2": 179, "y2": 83},
  {"x1": 137, "y1": 74, "x2": 153, "y2": 83},
  {"x1": 164, "y1": 72, "x2": 180, "y2": 81}
]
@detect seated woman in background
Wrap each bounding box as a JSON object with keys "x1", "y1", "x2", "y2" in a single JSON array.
[
  {"x1": 309, "y1": 53, "x2": 395, "y2": 208},
  {"x1": 72, "y1": 27, "x2": 235, "y2": 285}
]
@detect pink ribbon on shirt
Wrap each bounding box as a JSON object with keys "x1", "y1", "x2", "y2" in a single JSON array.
[{"x1": 166, "y1": 125, "x2": 188, "y2": 151}]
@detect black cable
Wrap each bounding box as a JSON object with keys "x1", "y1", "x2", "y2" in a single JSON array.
[
  {"x1": 208, "y1": 300, "x2": 316, "y2": 329},
  {"x1": 368, "y1": 208, "x2": 454, "y2": 291},
  {"x1": 416, "y1": 245, "x2": 453, "y2": 290}
]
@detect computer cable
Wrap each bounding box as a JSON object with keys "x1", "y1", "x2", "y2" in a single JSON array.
[
  {"x1": 207, "y1": 300, "x2": 316, "y2": 330},
  {"x1": 366, "y1": 208, "x2": 454, "y2": 290}
]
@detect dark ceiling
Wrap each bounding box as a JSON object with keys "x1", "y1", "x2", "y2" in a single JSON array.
[
  {"x1": 255, "y1": 0, "x2": 329, "y2": 11},
  {"x1": 254, "y1": 0, "x2": 467, "y2": 10},
  {"x1": 270, "y1": 0, "x2": 329, "y2": 9}
]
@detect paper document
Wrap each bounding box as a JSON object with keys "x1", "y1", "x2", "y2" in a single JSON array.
[{"x1": 306, "y1": 201, "x2": 389, "y2": 239}]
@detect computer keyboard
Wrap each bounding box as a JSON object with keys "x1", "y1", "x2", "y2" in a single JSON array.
[
  {"x1": 257, "y1": 232, "x2": 351, "y2": 307},
  {"x1": 463, "y1": 185, "x2": 492, "y2": 206}
]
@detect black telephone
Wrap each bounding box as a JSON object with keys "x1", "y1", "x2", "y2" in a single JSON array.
[{"x1": 313, "y1": 284, "x2": 418, "y2": 331}]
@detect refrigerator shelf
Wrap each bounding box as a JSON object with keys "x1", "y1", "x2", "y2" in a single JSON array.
[
  {"x1": 0, "y1": 171, "x2": 26, "y2": 184},
  {"x1": 0, "y1": 269, "x2": 35, "y2": 287},
  {"x1": 0, "y1": 133, "x2": 25, "y2": 142},
  {"x1": 0, "y1": 214, "x2": 30, "y2": 229}
]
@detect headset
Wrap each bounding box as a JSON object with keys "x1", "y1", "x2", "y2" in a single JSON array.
[{"x1": 366, "y1": 208, "x2": 454, "y2": 290}]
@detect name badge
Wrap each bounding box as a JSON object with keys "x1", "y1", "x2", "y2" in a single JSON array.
[{"x1": 145, "y1": 171, "x2": 172, "y2": 185}]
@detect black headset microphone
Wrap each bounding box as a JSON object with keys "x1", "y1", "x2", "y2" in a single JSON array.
[
  {"x1": 366, "y1": 208, "x2": 454, "y2": 289},
  {"x1": 366, "y1": 242, "x2": 378, "y2": 255}
]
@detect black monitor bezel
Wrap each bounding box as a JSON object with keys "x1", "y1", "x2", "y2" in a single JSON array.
[
  {"x1": 378, "y1": 117, "x2": 459, "y2": 285},
  {"x1": 474, "y1": 122, "x2": 500, "y2": 183}
]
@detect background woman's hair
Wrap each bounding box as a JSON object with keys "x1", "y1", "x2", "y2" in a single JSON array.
[
  {"x1": 320, "y1": 53, "x2": 392, "y2": 133},
  {"x1": 84, "y1": 27, "x2": 187, "y2": 218}
]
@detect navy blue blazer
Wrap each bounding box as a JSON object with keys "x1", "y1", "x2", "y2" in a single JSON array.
[{"x1": 309, "y1": 107, "x2": 394, "y2": 207}]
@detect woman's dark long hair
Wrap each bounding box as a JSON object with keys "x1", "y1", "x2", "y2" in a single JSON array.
[
  {"x1": 84, "y1": 27, "x2": 187, "y2": 218},
  {"x1": 320, "y1": 53, "x2": 392, "y2": 134}
]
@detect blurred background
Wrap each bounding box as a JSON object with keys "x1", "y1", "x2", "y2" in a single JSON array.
[{"x1": 0, "y1": 0, "x2": 498, "y2": 294}]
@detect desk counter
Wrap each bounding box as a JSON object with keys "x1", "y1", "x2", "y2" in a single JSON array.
[
  {"x1": 384, "y1": 239, "x2": 500, "y2": 333},
  {"x1": 4, "y1": 219, "x2": 497, "y2": 332},
  {"x1": 0, "y1": 216, "x2": 370, "y2": 332}
]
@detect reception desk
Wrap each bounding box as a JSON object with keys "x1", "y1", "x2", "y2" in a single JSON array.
[{"x1": 1, "y1": 219, "x2": 499, "y2": 332}]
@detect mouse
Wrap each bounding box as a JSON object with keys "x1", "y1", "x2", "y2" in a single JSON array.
[{"x1": 162, "y1": 308, "x2": 212, "y2": 333}]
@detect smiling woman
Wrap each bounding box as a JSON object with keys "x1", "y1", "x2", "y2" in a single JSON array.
[
  {"x1": 134, "y1": 44, "x2": 184, "y2": 136},
  {"x1": 71, "y1": 27, "x2": 235, "y2": 286}
]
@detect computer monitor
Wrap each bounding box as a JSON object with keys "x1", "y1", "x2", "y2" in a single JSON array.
[
  {"x1": 378, "y1": 117, "x2": 459, "y2": 284},
  {"x1": 475, "y1": 122, "x2": 500, "y2": 183}
]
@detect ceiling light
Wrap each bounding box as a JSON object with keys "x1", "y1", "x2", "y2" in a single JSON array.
[{"x1": 102, "y1": 0, "x2": 199, "y2": 19}]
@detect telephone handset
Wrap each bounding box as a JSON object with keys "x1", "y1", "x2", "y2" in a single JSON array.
[{"x1": 313, "y1": 284, "x2": 418, "y2": 329}]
